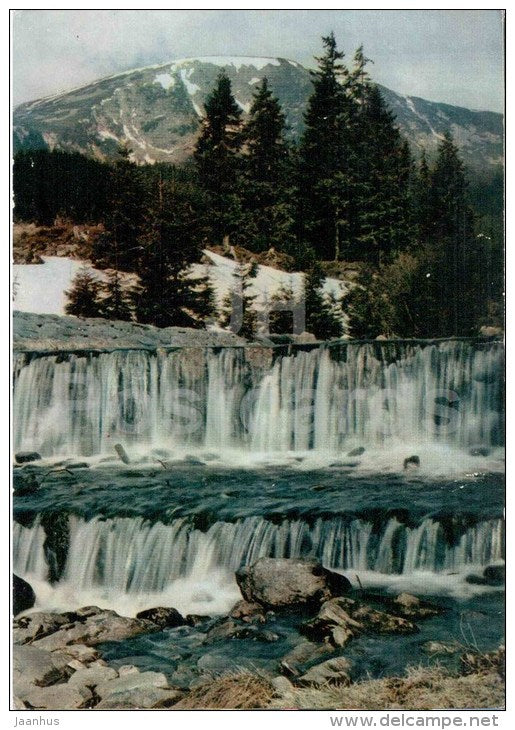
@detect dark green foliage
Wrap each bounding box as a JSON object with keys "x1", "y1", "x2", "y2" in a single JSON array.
[
  {"x1": 194, "y1": 71, "x2": 244, "y2": 245},
  {"x1": 64, "y1": 267, "x2": 103, "y2": 318},
  {"x1": 346, "y1": 133, "x2": 499, "y2": 338},
  {"x1": 238, "y1": 78, "x2": 295, "y2": 254},
  {"x1": 91, "y1": 146, "x2": 146, "y2": 271},
  {"x1": 297, "y1": 33, "x2": 355, "y2": 261},
  {"x1": 99, "y1": 270, "x2": 134, "y2": 322},
  {"x1": 133, "y1": 175, "x2": 211, "y2": 328},
  {"x1": 13, "y1": 149, "x2": 109, "y2": 224},
  {"x1": 304, "y1": 262, "x2": 343, "y2": 339}
]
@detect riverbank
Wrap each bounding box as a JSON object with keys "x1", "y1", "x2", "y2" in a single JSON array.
[{"x1": 12, "y1": 557, "x2": 505, "y2": 710}]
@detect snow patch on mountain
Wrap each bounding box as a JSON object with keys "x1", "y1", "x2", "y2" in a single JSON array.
[
  {"x1": 172, "y1": 56, "x2": 281, "y2": 72},
  {"x1": 154, "y1": 73, "x2": 175, "y2": 91}
]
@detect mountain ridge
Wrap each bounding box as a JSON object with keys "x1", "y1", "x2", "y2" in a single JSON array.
[{"x1": 13, "y1": 56, "x2": 503, "y2": 171}]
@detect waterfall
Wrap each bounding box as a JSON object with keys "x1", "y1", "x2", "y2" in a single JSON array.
[
  {"x1": 13, "y1": 340, "x2": 503, "y2": 458},
  {"x1": 13, "y1": 514, "x2": 504, "y2": 595}
]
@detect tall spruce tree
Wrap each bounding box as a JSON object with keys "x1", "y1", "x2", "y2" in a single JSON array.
[
  {"x1": 134, "y1": 175, "x2": 213, "y2": 328},
  {"x1": 426, "y1": 131, "x2": 479, "y2": 335},
  {"x1": 194, "y1": 71, "x2": 243, "y2": 246},
  {"x1": 297, "y1": 33, "x2": 355, "y2": 261},
  {"x1": 239, "y1": 78, "x2": 295, "y2": 254},
  {"x1": 355, "y1": 84, "x2": 415, "y2": 264}
]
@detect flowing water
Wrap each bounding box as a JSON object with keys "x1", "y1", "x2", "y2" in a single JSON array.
[{"x1": 13, "y1": 339, "x2": 505, "y2": 682}]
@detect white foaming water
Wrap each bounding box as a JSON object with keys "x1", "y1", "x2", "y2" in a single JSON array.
[
  {"x1": 13, "y1": 340, "x2": 503, "y2": 465},
  {"x1": 13, "y1": 514, "x2": 504, "y2": 616}
]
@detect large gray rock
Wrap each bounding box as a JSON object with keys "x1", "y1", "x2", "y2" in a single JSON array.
[
  {"x1": 17, "y1": 683, "x2": 92, "y2": 709},
  {"x1": 301, "y1": 597, "x2": 418, "y2": 648},
  {"x1": 67, "y1": 665, "x2": 118, "y2": 688},
  {"x1": 95, "y1": 670, "x2": 170, "y2": 700},
  {"x1": 298, "y1": 657, "x2": 352, "y2": 687},
  {"x1": 32, "y1": 608, "x2": 159, "y2": 649},
  {"x1": 95, "y1": 687, "x2": 183, "y2": 709},
  {"x1": 13, "y1": 575, "x2": 36, "y2": 616},
  {"x1": 13, "y1": 611, "x2": 70, "y2": 645},
  {"x1": 235, "y1": 558, "x2": 352, "y2": 610},
  {"x1": 13, "y1": 645, "x2": 71, "y2": 693},
  {"x1": 280, "y1": 640, "x2": 335, "y2": 677}
]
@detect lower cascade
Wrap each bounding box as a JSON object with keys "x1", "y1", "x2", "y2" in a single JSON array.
[
  {"x1": 13, "y1": 339, "x2": 504, "y2": 457},
  {"x1": 13, "y1": 513, "x2": 504, "y2": 612}
]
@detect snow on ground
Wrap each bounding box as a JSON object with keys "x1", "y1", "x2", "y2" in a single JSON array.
[
  {"x1": 13, "y1": 252, "x2": 349, "y2": 330},
  {"x1": 13, "y1": 257, "x2": 105, "y2": 316}
]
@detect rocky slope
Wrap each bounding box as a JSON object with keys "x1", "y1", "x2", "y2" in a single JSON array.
[{"x1": 14, "y1": 56, "x2": 503, "y2": 171}]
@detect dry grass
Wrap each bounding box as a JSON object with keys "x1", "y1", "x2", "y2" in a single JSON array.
[
  {"x1": 172, "y1": 672, "x2": 275, "y2": 710},
  {"x1": 271, "y1": 664, "x2": 505, "y2": 711}
]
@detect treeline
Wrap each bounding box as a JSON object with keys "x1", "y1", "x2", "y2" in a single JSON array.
[{"x1": 13, "y1": 33, "x2": 503, "y2": 338}]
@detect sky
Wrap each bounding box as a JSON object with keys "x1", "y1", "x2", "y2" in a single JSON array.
[{"x1": 12, "y1": 9, "x2": 504, "y2": 112}]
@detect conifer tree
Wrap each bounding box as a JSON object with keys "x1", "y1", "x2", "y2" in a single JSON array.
[
  {"x1": 92, "y1": 146, "x2": 145, "y2": 272},
  {"x1": 194, "y1": 72, "x2": 243, "y2": 245},
  {"x1": 297, "y1": 33, "x2": 355, "y2": 261},
  {"x1": 355, "y1": 84, "x2": 414, "y2": 264},
  {"x1": 65, "y1": 268, "x2": 103, "y2": 318},
  {"x1": 99, "y1": 270, "x2": 134, "y2": 322},
  {"x1": 220, "y1": 261, "x2": 258, "y2": 340},
  {"x1": 239, "y1": 78, "x2": 295, "y2": 254},
  {"x1": 133, "y1": 175, "x2": 211, "y2": 328},
  {"x1": 303, "y1": 263, "x2": 343, "y2": 339},
  {"x1": 426, "y1": 131, "x2": 478, "y2": 335}
]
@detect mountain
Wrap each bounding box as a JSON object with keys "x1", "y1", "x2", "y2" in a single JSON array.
[{"x1": 13, "y1": 56, "x2": 503, "y2": 171}]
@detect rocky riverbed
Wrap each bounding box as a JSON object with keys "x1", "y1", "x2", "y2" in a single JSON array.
[{"x1": 12, "y1": 557, "x2": 504, "y2": 710}]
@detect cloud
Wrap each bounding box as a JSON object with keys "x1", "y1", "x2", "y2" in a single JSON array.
[{"x1": 12, "y1": 9, "x2": 504, "y2": 111}]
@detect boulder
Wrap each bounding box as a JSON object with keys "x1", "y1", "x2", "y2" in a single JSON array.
[
  {"x1": 95, "y1": 687, "x2": 183, "y2": 709},
  {"x1": 403, "y1": 455, "x2": 420, "y2": 469},
  {"x1": 13, "y1": 645, "x2": 71, "y2": 693},
  {"x1": 13, "y1": 611, "x2": 71, "y2": 645},
  {"x1": 186, "y1": 614, "x2": 209, "y2": 627},
  {"x1": 136, "y1": 606, "x2": 185, "y2": 629},
  {"x1": 18, "y1": 683, "x2": 92, "y2": 709},
  {"x1": 67, "y1": 665, "x2": 118, "y2": 688},
  {"x1": 280, "y1": 640, "x2": 334, "y2": 677},
  {"x1": 271, "y1": 676, "x2": 295, "y2": 697},
  {"x1": 235, "y1": 558, "x2": 352, "y2": 610},
  {"x1": 392, "y1": 593, "x2": 443, "y2": 620},
  {"x1": 95, "y1": 670, "x2": 170, "y2": 701},
  {"x1": 466, "y1": 563, "x2": 505, "y2": 587},
  {"x1": 483, "y1": 564, "x2": 505, "y2": 586},
  {"x1": 301, "y1": 597, "x2": 362, "y2": 648},
  {"x1": 230, "y1": 599, "x2": 266, "y2": 623},
  {"x1": 469, "y1": 447, "x2": 491, "y2": 457},
  {"x1": 15, "y1": 451, "x2": 42, "y2": 464},
  {"x1": 301, "y1": 597, "x2": 418, "y2": 648},
  {"x1": 32, "y1": 608, "x2": 159, "y2": 649},
  {"x1": 13, "y1": 574, "x2": 36, "y2": 616},
  {"x1": 347, "y1": 446, "x2": 365, "y2": 457},
  {"x1": 298, "y1": 657, "x2": 352, "y2": 688}
]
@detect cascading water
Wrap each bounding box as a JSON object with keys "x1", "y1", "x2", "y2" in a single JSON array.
[
  {"x1": 13, "y1": 340, "x2": 503, "y2": 458},
  {"x1": 13, "y1": 513, "x2": 504, "y2": 616}
]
